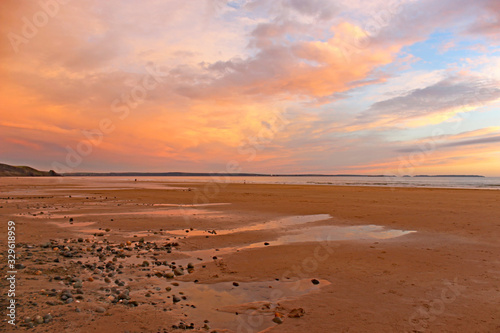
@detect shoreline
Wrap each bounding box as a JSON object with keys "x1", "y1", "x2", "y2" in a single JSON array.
[{"x1": 2, "y1": 175, "x2": 500, "y2": 191}]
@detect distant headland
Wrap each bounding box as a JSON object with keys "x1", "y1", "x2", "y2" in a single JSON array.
[{"x1": 0, "y1": 163, "x2": 60, "y2": 177}]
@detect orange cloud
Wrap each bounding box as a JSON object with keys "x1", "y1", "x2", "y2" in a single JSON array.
[{"x1": 1, "y1": 0, "x2": 500, "y2": 175}]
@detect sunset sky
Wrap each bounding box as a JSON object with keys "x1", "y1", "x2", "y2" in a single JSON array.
[{"x1": 1, "y1": 0, "x2": 499, "y2": 175}]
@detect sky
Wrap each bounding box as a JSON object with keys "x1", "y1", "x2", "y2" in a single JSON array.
[{"x1": 1, "y1": 0, "x2": 499, "y2": 176}]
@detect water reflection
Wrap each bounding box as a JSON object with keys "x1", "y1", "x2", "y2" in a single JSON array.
[{"x1": 166, "y1": 279, "x2": 330, "y2": 332}]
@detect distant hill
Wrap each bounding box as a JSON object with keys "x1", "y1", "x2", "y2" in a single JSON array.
[
  {"x1": 0, "y1": 163, "x2": 60, "y2": 177},
  {"x1": 61, "y1": 172, "x2": 487, "y2": 178}
]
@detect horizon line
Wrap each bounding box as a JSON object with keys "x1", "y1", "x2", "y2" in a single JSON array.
[{"x1": 60, "y1": 171, "x2": 489, "y2": 178}]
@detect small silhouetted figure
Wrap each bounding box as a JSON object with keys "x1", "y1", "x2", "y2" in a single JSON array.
[{"x1": 134, "y1": 179, "x2": 137, "y2": 182}]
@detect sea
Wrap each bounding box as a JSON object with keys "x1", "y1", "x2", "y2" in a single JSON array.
[{"x1": 130, "y1": 176, "x2": 500, "y2": 190}]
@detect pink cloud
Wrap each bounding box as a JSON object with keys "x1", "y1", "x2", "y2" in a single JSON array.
[{"x1": 1, "y1": 0, "x2": 500, "y2": 174}]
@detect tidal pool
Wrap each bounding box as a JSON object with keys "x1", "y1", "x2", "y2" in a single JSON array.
[{"x1": 162, "y1": 278, "x2": 330, "y2": 332}]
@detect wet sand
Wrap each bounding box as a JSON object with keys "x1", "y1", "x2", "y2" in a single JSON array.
[{"x1": 0, "y1": 177, "x2": 499, "y2": 332}]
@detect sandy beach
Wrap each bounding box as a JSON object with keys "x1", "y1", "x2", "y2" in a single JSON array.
[{"x1": 1, "y1": 177, "x2": 499, "y2": 332}]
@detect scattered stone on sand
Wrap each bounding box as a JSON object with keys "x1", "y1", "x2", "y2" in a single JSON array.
[
  {"x1": 43, "y1": 314, "x2": 53, "y2": 323},
  {"x1": 95, "y1": 306, "x2": 106, "y2": 313},
  {"x1": 311, "y1": 279, "x2": 320, "y2": 285},
  {"x1": 0, "y1": 203, "x2": 320, "y2": 332},
  {"x1": 288, "y1": 308, "x2": 305, "y2": 318}
]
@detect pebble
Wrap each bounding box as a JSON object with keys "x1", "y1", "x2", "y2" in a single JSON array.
[
  {"x1": 288, "y1": 308, "x2": 305, "y2": 318},
  {"x1": 311, "y1": 279, "x2": 320, "y2": 285},
  {"x1": 118, "y1": 292, "x2": 129, "y2": 300},
  {"x1": 43, "y1": 314, "x2": 52, "y2": 323},
  {"x1": 34, "y1": 315, "x2": 44, "y2": 324},
  {"x1": 172, "y1": 295, "x2": 181, "y2": 303},
  {"x1": 272, "y1": 317, "x2": 283, "y2": 324},
  {"x1": 95, "y1": 306, "x2": 106, "y2": 313},
  {"x1": 232, "y1": 282, "x2": 239, "y2": 287}
]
